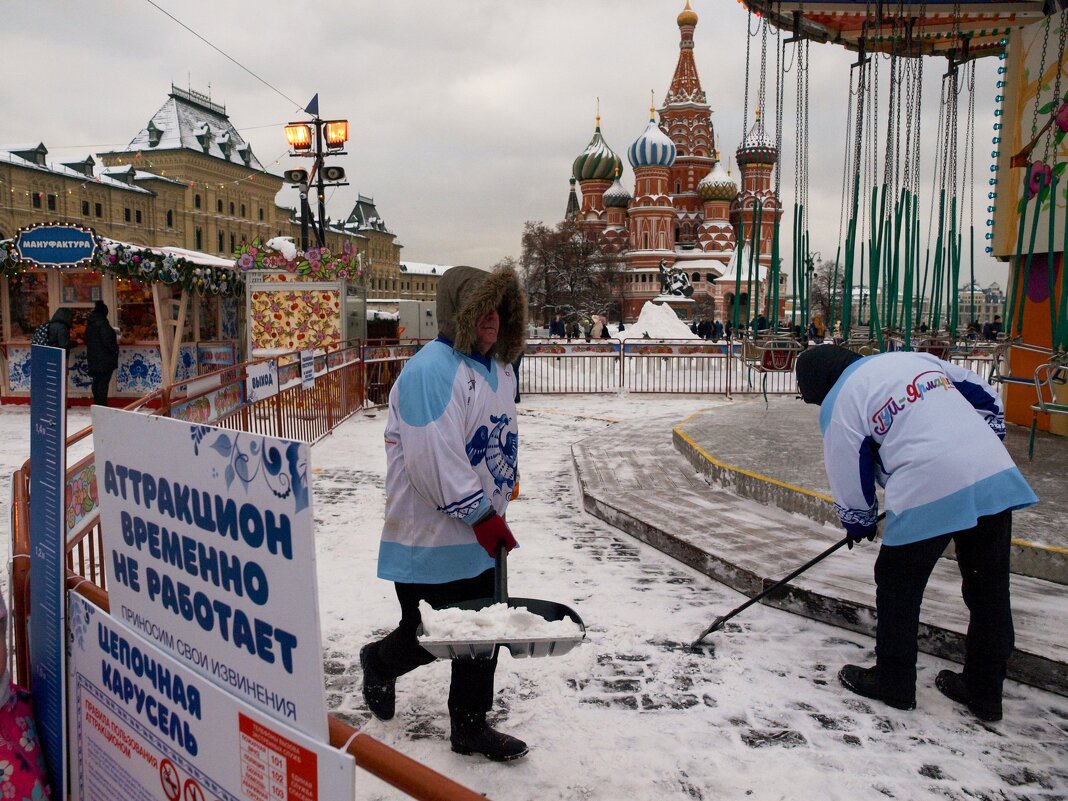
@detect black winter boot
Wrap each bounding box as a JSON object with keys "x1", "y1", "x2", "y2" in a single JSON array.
[
  {"x1": 360, "y1": 644, "x2": 395, "y2": 721},
  {"x1": 838, "y1": 664, "x2": 916, "y2": 710},
  {"x1": 450, "y1": 714, "x2": 528, "y2": 761},
  {"x1": 935, "y1": 670, "x2": 1002, "y2": 722}
]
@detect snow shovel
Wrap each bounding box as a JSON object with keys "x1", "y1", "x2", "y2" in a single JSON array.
[
  {"x1": 691, "y1": 513, "x2": 886, "y2": 650},
  {"x1": 418, "y1": 545, "x2": 586, "y2": 660}
]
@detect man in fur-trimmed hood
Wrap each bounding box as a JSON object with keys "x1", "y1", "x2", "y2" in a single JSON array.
[
  {"x1": 436, "y1": 264, "x2": 526, "y2": 364},
  {"x1": 360, "y1": 264, "x2": 530, "y2": 762}
]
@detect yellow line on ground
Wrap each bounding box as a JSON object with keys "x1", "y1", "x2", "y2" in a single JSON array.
[
  {"x1": 673, "y1": 426, "x2": 835, "y2": 503},
  {"x1": 675, "y1": 418, "x2": 1067, "y2": 557}
]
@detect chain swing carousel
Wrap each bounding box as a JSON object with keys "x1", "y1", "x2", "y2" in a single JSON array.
[{"x1": 739, "y1": 0, "x2": 1068, "y2": 444}]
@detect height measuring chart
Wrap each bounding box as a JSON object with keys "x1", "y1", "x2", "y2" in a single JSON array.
[{"x1": 28, "y1": 344, "x2": 68, "y2": 799}]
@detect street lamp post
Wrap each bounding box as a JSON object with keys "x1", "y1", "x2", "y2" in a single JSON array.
[{"x1": 284, "y1": 102, "x2": 349, "y2": 251}]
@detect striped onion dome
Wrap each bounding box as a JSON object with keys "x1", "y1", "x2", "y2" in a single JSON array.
[
  {"x1": 603, "y1": 174, "x2": 631, "y2": 208},
  {"x1": 628, "y1": 113, "x2": 676, "y2": 169},
  {"x1": 573, "y1": 122, "x2": 622, "y2": 182},
  {"x1": 737, "y1": 112, "x2": 777, "y2": 166},
  {"x1": 697, "y1": 161, "x2": 737, "y2": 201}
]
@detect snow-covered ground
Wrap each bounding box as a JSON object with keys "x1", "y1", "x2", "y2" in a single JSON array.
[{"x1": 2, "y1": 398, "x2": 1066, "y2": 800}]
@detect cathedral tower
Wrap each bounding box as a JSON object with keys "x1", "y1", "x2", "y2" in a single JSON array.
[
  {"x1": 660, "y1": 0, "x2": 715, "y2": 248},
  {"x1": 732, "y1": 110, "x2": 780, "y2": 267}
]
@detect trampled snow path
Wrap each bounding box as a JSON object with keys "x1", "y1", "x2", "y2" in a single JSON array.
[
  {"x1": 308, "y1": 397, "x2": 1068, "y2": 801},
  {"x1": 1, "y1": 398, "x2": 1066, "y2": 800}
]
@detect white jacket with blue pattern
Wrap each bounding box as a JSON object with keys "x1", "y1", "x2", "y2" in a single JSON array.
[
  {"x1": 377, "y1": 340, "x2": 518, "y2": 583},
  {"x1": 820, "y1": 352, "x2": 1037, "y2": 546}
]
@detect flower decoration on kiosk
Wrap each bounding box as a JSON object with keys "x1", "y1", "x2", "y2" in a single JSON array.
[
  {"x1": 234, "y1": 236, "x2": 366, "y2": 282},
  {"x1": 0, "y1": 236, "x2": 242, "y2": 297}
]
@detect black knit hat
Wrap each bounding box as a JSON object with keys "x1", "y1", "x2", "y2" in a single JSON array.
[{"x1": 795, "y1": 345, "x2": 863, "y2": 405}]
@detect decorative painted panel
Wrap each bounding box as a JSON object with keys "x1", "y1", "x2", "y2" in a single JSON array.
[
  {"x1": 115, "y1": 347, "x2": 164, "y2": 394},
  {"x1": 170, "y1": 381, "x2": 244, "y2": 425},
  {"x1": 175, "y1": 344, "x2": 198, "y2": 381},
  {"x1": 6, "y1": 346, "x2": 92, "y2": 393},
  {"x1": 65, "y1": 458, "x2": 98, "y2": 540},
  {"x1": 7, "y1": 347, "x2": 31, "y2": 392},
  {"x1": 221, "y1": 295, "x2": 239, "y2": 340},
  {"x1": 250, "y1": 287, "x2": 342, "y2": 351}
]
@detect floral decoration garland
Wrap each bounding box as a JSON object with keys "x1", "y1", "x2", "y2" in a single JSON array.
[
  {"x1": 0, "y1": 237, "x2": 242, "y2": 297},
  {"x1": 234, "y1": 238, "x2": 366, "y2": 282}
]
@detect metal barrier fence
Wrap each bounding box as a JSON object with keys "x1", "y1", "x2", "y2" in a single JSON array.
[
  {"x1": 519, "y1": 337, "x2": 1002, "y2": 397},
  {"x1": 6, "y1": 338, "x2": 492, "y2": 801},
  {"x1": 519, "y1": 338, "x2": 801, "y2": 396}
]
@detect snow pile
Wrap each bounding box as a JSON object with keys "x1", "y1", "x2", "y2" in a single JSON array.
[
  {"x1": 417, "y1": 601, "x2": 582, "y2": 641},
  {"x1": 619, "y1": 301, "x2": 699, "y2": 340}
]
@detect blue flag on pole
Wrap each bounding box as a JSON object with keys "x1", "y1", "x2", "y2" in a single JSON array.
[{"x1": 305, "y1": 93, "x2": 319, "y2": 116}]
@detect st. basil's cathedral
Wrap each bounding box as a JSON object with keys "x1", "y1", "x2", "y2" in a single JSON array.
[{"x1": 566, "y1": 1, "x2": 781, "y2": 323}]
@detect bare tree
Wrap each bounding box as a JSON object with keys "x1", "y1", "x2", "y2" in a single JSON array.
[
  {"x1": 519, "y1": 219, "x2": 618, "y2": 326},
  {"x1": 808, "y1": 258, "x2": 845, "y2": 329}
]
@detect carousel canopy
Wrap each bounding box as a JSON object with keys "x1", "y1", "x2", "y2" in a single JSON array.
[{"x1": 741, "y1": 0, "x2": 1048, "y2": 58}]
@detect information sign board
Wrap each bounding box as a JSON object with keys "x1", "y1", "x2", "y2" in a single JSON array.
[
  {"x1": 300, "y1": 350, "x2": 315, "y2": 391},
  {"x1": 68, "y1": 594, "x2": 353, "y2": 801},
  {"x1": 91, "y1": 408, "x2": 328, "y2": 738},
  {"x1": 246, "y1": 361, "x2": 278, "y2": 403},
  {"x1": 15, "y1": 222, "x2": 98, "y2": 268},
  {"x1": 28, "y1": 343, "x2": 68, "y2": 800}
]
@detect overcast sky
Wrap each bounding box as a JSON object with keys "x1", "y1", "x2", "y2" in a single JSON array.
[{"x1": 4, "y1": 0, "x2": 1006, "y2": 285}]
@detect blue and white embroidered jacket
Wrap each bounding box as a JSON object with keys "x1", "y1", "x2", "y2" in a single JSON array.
[
  {"x1": 820, "y1": 352, "x2": 1037, "y2": 546},
  {"x1": 378, "y1": 338, "x2": 519, "y2": 583}
]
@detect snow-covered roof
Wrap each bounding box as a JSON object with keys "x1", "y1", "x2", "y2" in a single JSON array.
[
  {"x1": 400, "y1": 262, "x2": 454, "y2": 276},
  {"x1": 0, "y1": 148, "x2": 154, "y2": 194},
  {"x1": 344, "y1": 194, "x2": 392, "y2": 233},
  {"x1": 113, "y1": 86, "x2": 265, "y2": 172},
  {"x1": 133, "y1": 170, "x2": 186, "y2": 186},
  {"x1": 154, "y1": 245, "x2": 235, "y2": 268}
]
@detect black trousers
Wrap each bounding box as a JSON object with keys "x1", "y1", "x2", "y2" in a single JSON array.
[
  {"x1": 874, "y1": 510, "x2": 1014, "y2": 702},
  {"x1": 90, "y1": 371, "x2": 113, "y2": 406},
  {"x1": 368, "y1": 569, "x2": 498, "y2": 720}
]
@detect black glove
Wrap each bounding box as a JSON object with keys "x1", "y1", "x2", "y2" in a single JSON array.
[{"x1": 845, "y1": 526, "x2": 877, "y2": 550}]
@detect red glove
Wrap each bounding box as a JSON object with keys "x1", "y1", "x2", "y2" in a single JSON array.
[{"x1": 472, "y1": 512, "x2": 517, "y2": 557}]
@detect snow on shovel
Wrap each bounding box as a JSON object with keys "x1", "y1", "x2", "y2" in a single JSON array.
[{"x1": 418, "y1": 545, "x2": 586, "y2": 659}]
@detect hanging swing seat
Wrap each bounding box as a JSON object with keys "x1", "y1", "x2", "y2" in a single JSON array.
[
  {"x1": 1028, "y1": 361, "x2": 1068, "y2": 460},
  {"x1": 742, "y1": 336, "x2": 804, "y2": 404},
  {"x1": 914, "y1": 337, "x2": 952, "y2": 360},
  {"x1": 989, "y1": 337, "x2": 1048, "y2": 386},
  {"x1": 844, "y1": 336, "x2": 880, "y2": 356}
]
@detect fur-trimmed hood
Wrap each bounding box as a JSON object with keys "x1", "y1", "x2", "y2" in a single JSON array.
[{"x1": 437, "y1": 265, "x2": 526, "y2": 364}]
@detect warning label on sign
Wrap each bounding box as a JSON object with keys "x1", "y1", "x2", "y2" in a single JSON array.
[{"x1": 238, "y1": 714, "x2": 318, "y2": 801}]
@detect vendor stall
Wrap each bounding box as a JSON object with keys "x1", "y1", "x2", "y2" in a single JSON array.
[
  {"x1": 0, "y1": 222, "x2": 241, "y2": 402},
  {"x1": 235, "y1": 236, "x2": 365, "y2": 356}
]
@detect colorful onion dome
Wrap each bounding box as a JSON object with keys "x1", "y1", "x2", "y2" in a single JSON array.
[
  {"x1": 677, "y1": 0, "x2": 698, "y2": 27},
  {"x1": 628, "y1": 108, "x2": 676, "y2": 169},
  {"x1": 697, "y1": 160, "x2": 737, "y2": 201},
  {"x1": 573, "y1": 119, "x2": 622, "y2": 182},
  {"x1": 736, "y1": 109, "x2": 777, "y2": 166},
  {"x1": 603, "y1": 170, "x2": 631, "y2": 208}
]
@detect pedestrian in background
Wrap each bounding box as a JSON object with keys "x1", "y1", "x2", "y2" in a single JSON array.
[
  {"x1": 44, "y1": 307, "x2": 74, "y2": 353},
  {"x1": 85, "y1": 300, "x2": 119, "y2": 406},
  {"x1": 795, "y1": 346, "x2": 1037, "y2": 721},
  {"x1": 360, "y1": 264, "x2": 529, "y2": 761}
]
